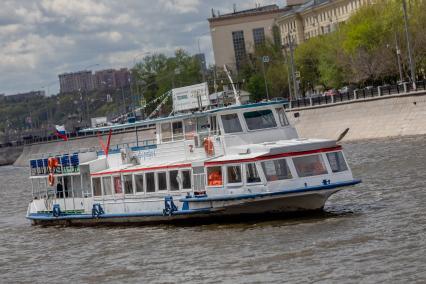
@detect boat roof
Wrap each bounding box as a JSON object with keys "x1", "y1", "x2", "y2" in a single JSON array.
[{"x1": 80, "y1": 100, "x2": 288, "y2": 133}]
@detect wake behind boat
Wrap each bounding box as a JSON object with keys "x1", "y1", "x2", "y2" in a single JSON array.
[{"x1": 26, "y1": 82, "x2": 361, "y2": 226}]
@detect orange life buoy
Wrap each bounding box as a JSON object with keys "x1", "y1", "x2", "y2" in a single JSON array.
[
  {"x1": 48, "y1": 173, "x2": 55, "y2": 186},
  {"x1": 203, "y1": 137, "x2": 214, "y2": 156},
  {"x1": 48, "y1": 157, "x2": 59, "y2": 172}
]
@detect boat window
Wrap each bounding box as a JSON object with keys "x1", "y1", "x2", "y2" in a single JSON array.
[
  {"x1": 92, "y1": 177, "x2": 102, "y2": 196},
  {"x1": 197, "y1": 116, "x2": 210, "y2": 133},
  {"x1": 182, "y1": 170, "x2": 192, "y2": 189},
  {"x1": 172, "y1": 121, "x2": 184, "y2": 141},
  {"x1": 72, "y1": 175, "x2": 83, "y2": 197},
  {"x1": 227, "y1": 165, "x2": 242, "y2": 184},
  {"x1": 113, "y1": 176, "x2": 123, "y2": 194},
  {"x1": 261, "y1": 159, "x2": 292, "y2": 181},
  {"x1": 123, "y1": 175, "x2": 133, "y2": 194},
  {"x1": 102, "y1": 176, "x2": 112, "y2": 195},
  {"x1": 184, "y1": 118, "x2": 196, "y2": 140},
  {"x1": 210, "y1": 116, "x2": 220, "y2": 135},
  {"x1": 293, "y1": 155, "x2": 328, "y2": 177},
  {"x1": 157, "y1": 172, "x2": 167, "y2": 191},
  {"x1": 326, "y1": 152, "x2": 348, "y2": 173},
  {"x1": 207, "y1": 166, "x2": 223, "y2": 186},
  {"x1": 135, "y1": 174, "x2": 144, "y2": 193},
  {"x1": 146, "y1": 173, "x2": 155, "y2": 192},
  {"x1": 246, "y1": 163, "x2": 261, "y2": 183},
  {"x1": 161, "y1": 122, "x2": 172, "y2": 143},
  {"x1": 276, "y1": 107, "x2": 289, "y2": 126},
  {"x1": 169, "y1": 170, "x2": 179, "y2": 191},
  {"x1": 243, "y1": 109, "x2": 277, "y2": 130},
  {"x1": 221, "y1": 113, "x2": 243, "y2": 133}
]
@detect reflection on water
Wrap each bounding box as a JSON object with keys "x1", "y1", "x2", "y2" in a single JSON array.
[{"x1": 0, "y1": 136, "x2": 426, "y2": 283}]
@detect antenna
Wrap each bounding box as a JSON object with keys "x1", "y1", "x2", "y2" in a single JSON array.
[
  {"x1": 223, "y1": 65, "x2": 241, "y2": 105},
  {"x1": 211, "y1": 8, "x2": 216, "y2": 18},
  {"x1": 233, "y1": 3, "x2": 237, "y2": 13}
]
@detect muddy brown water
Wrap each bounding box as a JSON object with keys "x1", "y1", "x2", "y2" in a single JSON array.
[{"x1": 0, "y1": 136, "x2": 425, "y2": 283}]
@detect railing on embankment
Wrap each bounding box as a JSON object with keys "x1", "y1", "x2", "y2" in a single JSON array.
[{"x1": 285, "y1": 80, "x2": 426, "y2": 110}]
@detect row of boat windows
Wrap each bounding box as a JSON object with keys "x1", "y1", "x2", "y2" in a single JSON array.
[
  {"x1": 91, "y1": 152, "x2": 348, "y2": 196},
  {"x1": 159, "y1": 107, "x2": 289, "y2": 143},
  {"x1": 92, "y1": 169, "x2": 192, "y2": 197},
  {"x1": 206, "y1": 152, "x2": 348, "y2": 186}
]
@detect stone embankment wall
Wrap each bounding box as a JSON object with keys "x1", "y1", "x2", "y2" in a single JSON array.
[
  {"x1": 0, "y1": 146, "x2": 23, "y2": 166},
  {"x1": 288, "y1": 91, "x2": 426, "y2": 141},
  {"x1": 13, "y1": 129, "x2": 155, "y2": 167},
  {"x1": 9, "y1": 91, "x2": 426, "y2": 167}
]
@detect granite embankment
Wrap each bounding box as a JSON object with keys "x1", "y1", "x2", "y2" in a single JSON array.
[
  {"x1": 0, "y1": 146, "x2": 23, "y2": 166},
  {"x1": 288, "y1": 91, "x2": 426, "y2": 141},
  {"x1": 8, "y1": 91, "x2": 426, "y2": 167}
]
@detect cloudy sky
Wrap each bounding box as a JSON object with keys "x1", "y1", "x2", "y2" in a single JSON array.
[{"x1": 0, "y1": 0, "x2": 284, "y2": 95}]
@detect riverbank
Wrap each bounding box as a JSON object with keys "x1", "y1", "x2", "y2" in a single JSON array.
[
  {"x1": 0, "y1": 146, "x2": 23, "y2": 166},
  {"x1": 7, "y1": 90, "x2": 426, "y2": 167}
]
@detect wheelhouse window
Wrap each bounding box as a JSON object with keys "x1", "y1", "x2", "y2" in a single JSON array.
[
  {"x1": 261, "y1": 159, "x2": 292, "y2": 181},
  {"x1": 276, "y1": 107, "x2": 289, "y2": 126},
  {"x1": 181, "y1": 170, "x2": 192, "y2": 190},
  {"x1": 92, "y1": 177, "x2": 102, "y2": 196},
  {"x1": 293, "y1": 155, "x2": 328, "y2": 177},
  {"x1": 221, "y1": 113, "x2": 243, "y2": 133},
  {"x1": 172, "y1": 121, "x2": 184, "y2": 141},
  {"x1": 244, "y1": 109, "x2": 277, "y2": 130},
  {"x1": 123, "y1": 175, "x2": 133, "y2": 194},
  {"x1": 161, "y1": 123, "x2": 172, "y2": 143},
  {"x1": 207, "y1": 166, "x2": 223, "y2": 186},
  {"x1": 113, "y1": 176, "x2": 122, "y2": 194},
  {"x1": 326, "y1": 152, "x2": 349, "y2": 173},
  {"x1": 102, "y1": 176, "x2": 112, "y2": 195},
  {"x1": 184, "y1": 118, "x2": 196, "y2": 140},
  {"x1": 246, "y1": 163, "x2": 261, "y2": 183},
  {"x1": 169, "y1": 170, "x2": 179, "y2": 191},
  {"x1": 227, "y1": 165, "x2": 242, "y2": 184},
  {"x1": 157, "y1": 172, "x2": 167, "y2": 191},
  {"x1": 146, "y1": 172, "x2": 155, "y2": 193},
  {"x1": 197, "y1": 116, "x2": 210, "y2": 133},
  {"x1": 135, "y1": 174, "x2": 144, "y2": 193}
]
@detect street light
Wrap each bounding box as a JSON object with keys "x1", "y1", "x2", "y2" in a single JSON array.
[
  {"x1": 402, "y1": 0, "x2": 416, "y2": 90},
  {"x1": 260, "y1": 56, "x2": 270, "y2": 100}
]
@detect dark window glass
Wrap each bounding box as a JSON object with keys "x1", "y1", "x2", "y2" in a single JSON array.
[
  {"x1": 135, "y1": 174, "x2": 144, "y2": 193},
  {"x1": 169, "y1": 170, "x2": 179, "y2": 191},
  {"x1": 221, "y1": 114, "x2": 243, "y2": 133},
  {"x1": 261, "y1": 159, "x2": 292, "y2": 181},
  {"x1": 246, "y1": 163, "x2": 261, "y2": 183},
  {"x1": 252, "y1": 27, "x2": 265, "y2": 47},
  {"x1": 92, "y1": 178, "x2": 102, "y2": 196},
  {"x1": 172, "y1": 121, "x2": 183, "y2": 141},
  {"x1": 158, "y1": 172, "x2": 167, "y2": 191},
  {"x1": 293, "y1": 155, "x2": 328, "y2": 177},
  {"x1": 146, "y1": 173, "x2": 155, "y2": 192},
  {"x1": 182, "y1": 170, "x2": 192, "y2": 189},
  {"x1": 244, "y1": 110, "x2": 277, "y2": 130},
  {"x1": 276, "y1": 107, "x2": 289, "y2": 126},
  {"x1": 123, "y1": 175, "x2": 133, "y2": 194},
  {"x1": 326, "y1": 152, "x2": 349, "y2": 173},
  {"x1": 232, "y1": 30, "x2": 246, "y2": 69},
  {"x1": 227, "y1": 165, "x2": 242, "y2": 184},
  {"x1": 102, "y1": 177, "x2": 112, "y2": 195},
  {"x1": 161, "y1": 123, "x2": 172, "y2": 142}
]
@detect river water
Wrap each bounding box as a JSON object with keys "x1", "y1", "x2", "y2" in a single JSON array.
[{"x1": 0, "y1": 136, "x2": 425, "y2": 283}]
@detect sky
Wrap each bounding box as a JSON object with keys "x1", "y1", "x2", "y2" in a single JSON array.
[{"x1": 0, "y1": 0, "x2": 283, "y2": 95}]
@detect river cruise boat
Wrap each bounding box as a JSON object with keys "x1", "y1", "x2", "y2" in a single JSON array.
[{"x1": 26, "y1": 87, "x2": 361, "y2": 226}]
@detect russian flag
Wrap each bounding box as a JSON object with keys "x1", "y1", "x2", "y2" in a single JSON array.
[{"x1": 55, "y1": 125, "x2": 68, "y2": 141}]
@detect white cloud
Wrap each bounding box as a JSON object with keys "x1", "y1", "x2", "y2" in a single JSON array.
[{"x1": 159, "y1": 0, "x2": 200, "y2": 14}]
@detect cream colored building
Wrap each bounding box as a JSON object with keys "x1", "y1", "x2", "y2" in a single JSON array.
[
  {"x1": 277, "y1": 0, "x2": 371, "y2": 46},
  {"x1": 208, "y1": 4, "x2": 300, "y2": 69}
]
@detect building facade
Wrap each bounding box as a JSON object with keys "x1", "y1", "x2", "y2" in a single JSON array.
[
  {"x1": 58, "y1": 71, "x2": 95, "y2": 93},
  {"x1": 59, "y1": 68, "x2": 130, "y2": 93},
  {"x1": 208, "y1": 4, "x2": 302, "y2": 70},
  {"x1": 277, "y1": 0, "x2": 370, "y2": 46}
]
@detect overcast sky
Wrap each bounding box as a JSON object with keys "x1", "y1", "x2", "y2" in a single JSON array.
[{"x1": 0, "y1": 0, "x2": 284, "y2": 95}]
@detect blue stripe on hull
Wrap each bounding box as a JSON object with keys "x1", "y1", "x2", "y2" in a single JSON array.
[{"x1": 27, "y1": 179, "x2": 361, "y2": 222}]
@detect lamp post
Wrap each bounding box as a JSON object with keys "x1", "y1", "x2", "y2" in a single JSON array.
[
  {"x1": 261, "y1": 56, "x2": 270, "y2": 100},
  {"x1": 402, "y1": 0, "x2": 416, "y2": 90}
]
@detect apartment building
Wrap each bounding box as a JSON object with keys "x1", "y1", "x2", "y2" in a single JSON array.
[
  {"x1": 58, "y1": 71, "x2": 95, "y2": 94},
  {"x1": 94, "y1": 68, "x2": 130, "y2": 90},
  {"x1": 277, "y1": 0, "x2": 370, "y2": 46},
  {"x1": 208, "y1": 4, "x2": 303, "y2": 70}
]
